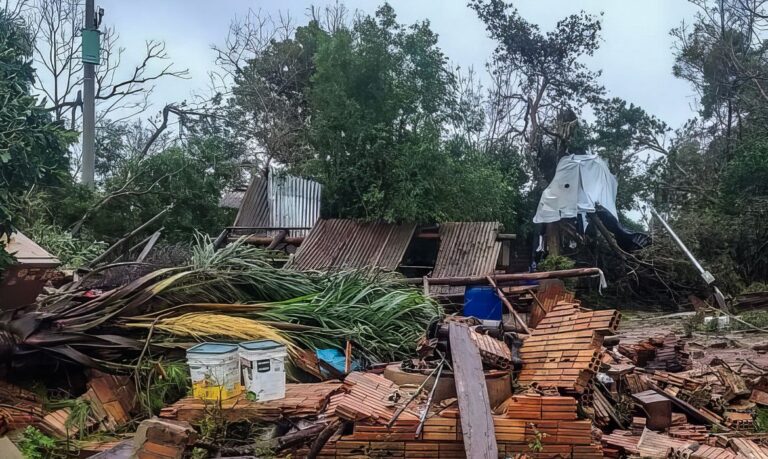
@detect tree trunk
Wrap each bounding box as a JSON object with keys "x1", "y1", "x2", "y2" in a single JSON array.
[{"x1": 546, "y1": 222, "x2": 560, "y2": 256}]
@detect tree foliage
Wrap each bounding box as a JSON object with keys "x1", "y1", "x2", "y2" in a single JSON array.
[
  {"x1": 470, "y1": 0, "x2": 604, "y2": 186},
  {"x1": 590, "y1": 98, "x2": 669, "y2": 213},
  {"x1": 6, "y1": 0, "x2": 765, "y2": 305},
  {"x1": 307, "y1": 5, "x2": 455, "y2": 221},
  {"x1": 225, "y1": 4, "x2": 523, "y2": 225},
  {"x1": 226, "y1": 19, "x2": 322, "y2": 170},
  {"x1": 640, "y1": 0, "x2": 768, "y2": 295},
  {"x1": 0, "y1": 8, "x2": 75, "y2": 268}
]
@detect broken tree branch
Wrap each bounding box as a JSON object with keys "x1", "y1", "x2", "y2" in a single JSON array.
[{"x1": 87, "y1": 205, "x2": 172, "y2": 267}]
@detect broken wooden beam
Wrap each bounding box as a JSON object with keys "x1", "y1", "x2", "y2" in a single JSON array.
[{"x1": 448, "y1": 322, "x2": 498, "y2": 459}]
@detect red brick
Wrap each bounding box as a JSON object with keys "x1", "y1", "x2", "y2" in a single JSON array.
[
  {"x1": 142, "y1": 441, "x2": 181, "y2": 458},
  {"x1": 102, "y1": 400, "x2": 128, "y2": 424},
  {"x1": 137, "y1": 451, "x2": 168, "y2": 459}
]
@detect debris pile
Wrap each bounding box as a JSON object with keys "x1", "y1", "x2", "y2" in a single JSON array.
[{"x1": 4, "y1": 252, "x2": 768, "y2": 458}]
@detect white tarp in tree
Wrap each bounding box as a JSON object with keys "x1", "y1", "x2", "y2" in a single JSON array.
[{"x1": 533, "y1": 154, "x2": 618, "y2": 224}]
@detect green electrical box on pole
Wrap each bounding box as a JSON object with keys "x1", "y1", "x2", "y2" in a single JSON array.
[{"x1": 81, "y1": 29, "x2": 101, "y2": 65}]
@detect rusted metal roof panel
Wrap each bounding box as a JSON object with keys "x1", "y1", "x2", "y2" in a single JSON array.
[
  {"x1": 430, "y1": 222, "x2": 501, "y2": 295},
  {"x1": 233, "y1": 169, "x2": 322, "y2": 237},
  {"x1": 286, "y1": 219, "x2": 415, "y2": 271},
  {"x1": 234, "y1": 174, "x2": 269, "y2": 228}
]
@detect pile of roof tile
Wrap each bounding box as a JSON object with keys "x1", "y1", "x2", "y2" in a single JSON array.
[
  {"x1": 596, "y1": 325, "x2": 768, "y2": 458},
  {"x1": 469, "y1": 330, "x2": 514, "y2": 370},
  {"x1": 160, "y1": 381, "x2": 343, "y2": 423},
  {"x1": 10, "y1": 281, "x2": 768, "y2": 459},
  {"x1": 292, "y1": 299, "x2": 619, "y2": 458},
  {"x1": 0, "y1": 371, "x2": 135, "y2": 440},
  {"x1": 326, "y1": 372, "x2": 417, "y2": 424},
  {"x1": 146, "y1": 293, "x2": 768, "y2": 458}
]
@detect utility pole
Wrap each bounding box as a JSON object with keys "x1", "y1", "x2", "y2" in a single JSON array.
[{"x1": 81, "y1": 0, "x2": 97, "y2": 186}]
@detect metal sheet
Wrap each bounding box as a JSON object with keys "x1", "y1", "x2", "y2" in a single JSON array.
[
  {"x1": 219, "y1": 190, "x2": 245, "y2": 209},
  {"x1": 287, "y1": 219, "x2": 415, "y2": 271},
  {"x1": 233, "y1": 169, "x2": 322, "y2": 238},
  {"x1": 233, "y1": 174, "x2": 270, "y2": 229},
  {"x1": 430, "y1": 222, "x2": 501, "y2": 295},
  {"x1": 268, "y1": 171, "x2": 322, "y2": 237}
]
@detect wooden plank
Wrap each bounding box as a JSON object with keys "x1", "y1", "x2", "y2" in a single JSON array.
[{"x1": 448, "y1": 322, "x2": 498, "y2": 459}]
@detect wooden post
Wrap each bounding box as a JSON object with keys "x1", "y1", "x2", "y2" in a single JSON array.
[{"x1": 136, "y1": 229, "x2": 163, "y2": 262}]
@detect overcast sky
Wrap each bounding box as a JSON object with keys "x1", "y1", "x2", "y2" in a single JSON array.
[{"x1": 103, "y1": 0, "x2": 699, "y2": 130}]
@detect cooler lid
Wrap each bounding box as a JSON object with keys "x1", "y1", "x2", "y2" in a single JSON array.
[
  {"x1": 239, "y1": 340, "x2": 284, "y2": 351},
  {"x1": 187, "y1": 342, "x2": 237, "y2": 354}
]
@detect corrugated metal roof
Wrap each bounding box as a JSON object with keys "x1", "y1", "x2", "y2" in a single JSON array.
[
  {"x1": 286, "y1": 219, "x2": 416, "y2": 271},
  {"x1": 269, "y1": 171, "x2": 322, "y2": 237},
  {"x1": 234, "y1": 174, "x2": 269, "y2": 228},
  {"x1": 233, "y1": 169, "x2": 322, "y2": 237},
  {"x1": 430, "y1": 222, "x2": 501, "y2": 295}
]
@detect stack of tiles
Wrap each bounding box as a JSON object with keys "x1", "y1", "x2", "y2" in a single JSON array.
[
  {"x1": 518, "y1": 302, "x2": 620, "y2": 392},
  {"x1": 313, "y1": 416, "x2": 602, "y2": 459},
  {"x1": 501, "y1": 394, "x2": 578, "y2": 421},
  {"x1": 326, "y1": 372, "x2": 419, "y2": 424}
]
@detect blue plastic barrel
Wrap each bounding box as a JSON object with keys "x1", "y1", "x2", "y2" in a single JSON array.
[{"x1": 463, "y1": 286, "x2": 503, "y2": 321}]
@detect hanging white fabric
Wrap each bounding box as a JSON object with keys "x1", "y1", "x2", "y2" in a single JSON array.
[{"x1": 533, "y1": 154, "x2": 618, "y2": 224}]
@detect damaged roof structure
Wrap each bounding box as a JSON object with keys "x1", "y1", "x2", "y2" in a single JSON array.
[{"x1": 286, "y1": 219, "x2": 416, "y2": 271}]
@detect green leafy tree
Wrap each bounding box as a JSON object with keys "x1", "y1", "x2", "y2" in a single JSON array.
[
  {"x1": 307, "y1": 5, "x2": 458, "y2": 222},
  {"x1": 590, "y1": 98, "x2": 669, "y2": 213},
  {"x1": 221, "y1": 4, "x2": 525, "y2": 227},
  {"x1": 0, "y1": 8, "x2": 74, "y2": 267},
  {"x1": 641, "y1": 0, "x2": 768, "y2": 295},
  {"x1": 226, "y1": 20, "x2": 326, "y2": 171},
  {"x1": 79, "y1": 134, "x2": 239, "y2": 243},
  {"x1": 470, "y1": 0, "x2": 604, "y2": 186}
]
